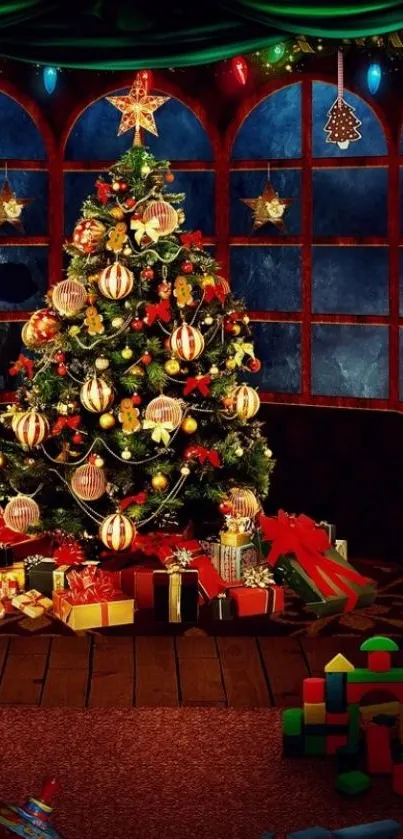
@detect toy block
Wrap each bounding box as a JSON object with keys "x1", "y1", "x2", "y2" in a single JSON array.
[
  {"x1": 305, "y1": 723, "x2": 348, "y2": 736},
  {"x1": 283, "y1": 733, "x2": 304, "y2": 757},
  {"x1": 325, "y1": 653, "x2": 355, "y2": 673},
  {"x1": 304, "y1": 734, "x2": 326, "y2": 755},
  {"x1": 302, "y1": 677, "x2": 325, "y2": 704},
  {"x1": 336, "y1": 770, "x2": 371, "y2": 795},
  {"x1": 304, "y1": 702, "x2": 326, "y2": 724},
  {"x1": 287, "y1": 829, "x2": 330, "y2": 839},
  {"x1": 326, "y1": 711, "x2": 349, "y2": 725},
  {"x1": 348, "y1": 703, "x2": 360, "y2": 746},
  {"x1": 326, "y1": 734, "x2": 348, "y2": 754},
  {"x1": 283, "y1": 708, "x2": 304, "y2": 736},
  {"x1": 360, "y1": 636, "x2": 399, "y2": 653},
  {"x1": 346, "y1": 683, "x2": 365, "y2": 704},
  {"x1": 325, "y1": 673, "x2": 347, "y2": 712},
  {"x1": 373, "y1": 713, "x2": 397, "y2": 727},
  {"x1": 366, "y1": 722, "x2": 393, "y2": 775},
  {"x1": 335, "y1": 744, "x2": 361, "y2": 773},
  {"x1": 392, "y1": 763, "x2": 403, "y2": 796},
  {"x1": 347, "y1": 668, "x2": 403, "y2": 683},
  {"x1": 359, "y1": 701, "x2": 399, "y2": 723},
  {"x1": 333, "y1": 821, "x2": 401, "y2": 839},
  {"x1": 367, "y1": 651, "x2": 391, "y2": 673}
]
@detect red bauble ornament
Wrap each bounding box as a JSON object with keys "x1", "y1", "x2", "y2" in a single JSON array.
[
  {"x1": 140, "y1": 266, "x2": 155, "y2": 281},
  {"x1": 130, "y1": 318, "x2": 144, "y2": 332},
  {"x1": 73, "y1": 218, "x2": 105, "y2": 254},
  {"x1": 72, "y1": 432, "x2": 84, "y2": 444},
  {"x1": 119, "y1": 180, "x2": 129, "y2": 191},
  {"x1": 224, "y1": 319, "x2": 234, "y2": 333},
  {"x1": 54, "y1": 350, "x2": 65, "y2": 363},
  {"x1": 165, "y1": 172, "x2": 175, "y2": 183},
  {"x1": 131, "y1": 393, "x2": 142, "y2": 406},
  {"x1": 181, "y1": 260, "x2": 194, "y2": 274},
  {"x1": 125, "y1": 197, "x2": 137, "y2": 210},
  {"x1": 219, "y1": 500, "x2": 233, "y2": 515},
  {"x1": 29, "y1": 309, "x2": 61, "y2": 342},
  {"x1": 56, "y1": 363, "x2": 68, "y2": 376},
  {"x1": 131, "y1": 211, "x2": 142, "y2": 222},
  {"x1": 247, "y1": 357, "x2": 262, "y2": 373},
  {"x1": 158, "y1": 281, "x2": 171, "y2": 299},
  {"x1": 141, "y1": 353, "x2": 152, "y2": 365}
]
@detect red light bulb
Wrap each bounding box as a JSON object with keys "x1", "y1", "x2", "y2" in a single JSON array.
[{"x1": 231, "y1": 56, "x2": 248, "y2": 86}]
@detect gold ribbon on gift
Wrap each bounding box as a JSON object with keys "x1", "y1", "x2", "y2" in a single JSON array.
[
  {"x1": 243, "y1": 565, "x2": 274, "y2": 589},
  {"x1": 130, "y1": 217, "x2": 160, "y2": 245},
  {"x1": 296, "y1": 36, "x2": 315, "y2": 53},
  {"x1": 389, "y1": 31, "x2": 403, "y2": 48},
  {"x1": 167, "y1": 563, "x2": 182, "y2": 623},
  {"x1": 143, "y1": 419, "x2": 174, "y2": 445},
  {"x1": 52, "y1": 564, "x2": 70, "y2": 592},
  {"x1": 232, "y1": 341, "x2": 255, "y2": 367}
]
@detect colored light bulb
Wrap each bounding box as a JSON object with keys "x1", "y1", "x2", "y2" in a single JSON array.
[
  {"x1": 265, "y1": 42, "x2": 286, "y2": 64},
  {"x1": 367, "y1": 62, "x2": 381, "y2": 95},
  {"x1": 231, "y1": 55, "x2": 248, "y2": 86},
  {"x1": 43, "y1": 66, "x2": 58, "y2": 94}
]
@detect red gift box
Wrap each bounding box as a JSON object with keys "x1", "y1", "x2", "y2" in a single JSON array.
[
  {"x1": 0, "y1": 511, "x2": 53, "y2": 562},
  {"x1": 228, "y1": 583, "x2": 284, "y2": 617},
  {"x1": 103, "y1": 561, "x2": 158, "y2": 609},
  {"x1": 136, "y1": 535, "x2": 226, "y2": 603}
]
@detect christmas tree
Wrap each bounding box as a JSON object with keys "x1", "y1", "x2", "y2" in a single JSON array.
[{"x1": 0, "y1": 73, "x2": 274, "y2": 553}]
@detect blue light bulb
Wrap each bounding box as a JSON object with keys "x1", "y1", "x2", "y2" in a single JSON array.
[
  {"x1": 43, "y1": 66, "x2": 58, "y2": 95},
  {"x1": 367, "y1": 62, "x2": 381, "y2": 95}
]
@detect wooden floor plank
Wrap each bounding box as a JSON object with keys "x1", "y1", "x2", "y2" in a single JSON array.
[
  {"x1": 176, "y1": 637, "x2": 226, "y2": 706},
  {"x1": 0, "y1": 638, "x2": 9, "y2": 675},
  {"x1": 135, "y1": 636, "x2": 178, "y2": 707},
  {"x1": 300, "y1": 636, "x2": 355, "y2": 676},
  {"x1": 89, "y1": 637, "x2": 134, "y2": 708},
  {"x1": 258, "y1": 636, "x2": 309, "y2": 708},
  {"x1": 0, "y1": 640, "x2": 50, "y2": 705},
  {"x1": 217, "y1": 637, "x2": 271, "y2": 708},
  {"x1": 41, "y1": 637, "x2": 90, "y2": 708}
]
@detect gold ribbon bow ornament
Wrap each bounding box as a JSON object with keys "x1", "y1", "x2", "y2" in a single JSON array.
[
  {"x1": 243, "y1": 566, "x2": 274, "y2": 589},
  {"x1": 130, "y1": 216, "x2": 160, "y2": 246},
  {"x1": 143, "y1": 419, "x2": 174, "y2": 446},
  {"x1": 232, "y1": 341, "x2": 255, "y2": 367}
]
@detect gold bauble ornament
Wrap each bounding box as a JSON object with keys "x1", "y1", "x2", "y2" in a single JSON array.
[
  {"x1": 201, "y1": 275, "x2": 215, "y2": 287},
  {"x1": 141, "y1": 164, "x2": 151, "y2": 177},
  {"x1": 123, "y1": 246, "x2": 132, "y2": 256},
  {"x1": 181, "y1": 416, "x2": 197, "y2": 434},
  {"x1": 127, "y1": 364, "x2": 145, "y2": 377},
  {"x1": 94, "y1": 456, "x2": 105, "y2": 468},
  {"x1": 21, "y1": 321, "x2": 41, "y2": 349},
  {"x1": 164, "y1": 358, "x2": 180, "y2": 375},
  {"x1": 121, "y1": 346, "x2": 133, "y2": 360},
  {"x1": 226, "y1": 358, "x2": 236, "y2": 370},
  {"x1": 80, "y1": 377, "x2": 114, "y2": 413},
  {"x1": 204, "y1": 315, "x2": 214, "y2": 326},
  {"x1": 235, "y1": 447, "x2": 244, "y2": 457},
  {"x1": 99, "y1": 512, "x2": 135, "y2": 551},
  {"x1": 112, "y1": 317, "x2": 124, "y2": 328},
  {"x1": 209, "y1": 365, "x2": 219, "y2": 376},
  {"x1": 229, "y1": 384, "x2": 260, "y2": 420},
  {"x1": 99, "y1": 413, "x2": 116, "y2": 430},
  {"x1": 110, "y1": 206, "x2": 125, "y2": 220},
  {"x1": 228, "y1": 487, "x2": 260, "y2": 519},
  {"x1": 121, "y1": 449, "x2": 132, "y2": 460},
  {"x1": 69, "y1": 325, "x2": 81, "y2": 337},
  {"x1": 14, "y1": 411, "x2": 49, "y2": 447},
  {"x1": 151, "y1": 472, "x2": 169, "y2": 492},
  {"x1": 95, "y1": 356, "x2": 110, "y2": 371},
  {"x1": 56, "y1": 402, "x2": 69, "y2": 416},
  {"x1": 242, "y1": 315, "x2": 250, "y2": 325},
  {"x1": 180, "y1": 466, "x2": 191, "y2": 476},
  {"x1": 88, "y1": 272, "x2": 100, "y2": 284},
  {"x1": 264, "y1": 448, "x2": 273, "y2": 458},
  {"x1": 231, "y1": 323, "x2": 241, "y2": 336},
  {"x1": 0, "y1": 453, "x2": 6, "y2": 468}
]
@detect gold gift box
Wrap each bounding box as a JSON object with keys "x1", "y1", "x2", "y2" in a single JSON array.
[
  {"x1": 0, "y1": 562, "x2": 25, "y2": 592},
  {"x1": 53, "y1": 591, "x2": 135, "y2": 631},
  {"x1": 12, "y1": 589, "x2": 53, "y2": 619},
  {"x1": 220, "y1": 531, "x2": 250, "y2": 547}
]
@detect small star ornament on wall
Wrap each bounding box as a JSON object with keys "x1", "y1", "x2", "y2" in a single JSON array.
[
  {"x1": 0, "y1": 176, "x2": 31, "y2": 231},
  {"x1": 241, "y1": 179, "x2": 293, "y2": 232},
  {"x1": 107, "y1": 71, "x2": 170, "y2": 146}
]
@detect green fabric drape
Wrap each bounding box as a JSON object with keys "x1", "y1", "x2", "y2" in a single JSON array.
[{"x1": 0, "y1": 1, "x2": 403, "y2": 69}]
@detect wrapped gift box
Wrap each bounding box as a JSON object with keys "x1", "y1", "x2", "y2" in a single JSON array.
[
  {"x1": 335, "y1": 539, "x2": 348, "y2": 561},
  {"x1": 0, "y1": 562, "x2": 25, "y2": 593},
  {"x1": 153, "y1": 567, "x2": 199, "y2": 623},
  {"x1": 204, "y1": 540, "x2": 258, "y2": 583},
  {"x1": 25, "y1": 557, "x2": 99, "y2": 598},
  {"x1": 104, "y1": 560, "x2": 158, "y2": 609},
  {"x1": 12, "y1": 589, "x2": 53, "y2": 619},
  {"x1": 210, "y1": 593, "x2": 234, "y2": 620},
  {"x1": 153, "y1": 538, "x2": 226, "y2": 603},
  {"x1": 53, "y1": 589, "x2": 135, "y2": 631},
  {"x1": 316, "y1": 520, "x2": 336, "y2": 545},
  {"x1": 227, "y1": 582, "x2": 285, "y2": 617},
  {"x1": 0, "y1": 514, "x2": 54, "y2": 564}
]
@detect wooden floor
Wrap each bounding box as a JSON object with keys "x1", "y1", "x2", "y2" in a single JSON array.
[{"x1": 0, "y1": 634, "x2": 398, "y2": 709}]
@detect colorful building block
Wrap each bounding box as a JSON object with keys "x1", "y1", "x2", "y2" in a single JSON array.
[
  {"x1": 305, "y1": 724, "x2": 348, "y2": 736},
  {"x1": 326, "y1": 734, "x2": 348, "y2": 754},
  {"x1": 304, "y1": 702, "x2": 326, "y2": 724},
  {"x1": 365, "y1": 722, "x2": 393, "y2": 775},
  {"x1": 336, "y1": 770, "x2": 371, "y2": 795},
  {"x1": 304, "y1": 734, "x2": 326, "y2": 755},
  {"x1": 360, "y1": 637, "x2": 398, "y2": 674},
  {"x1": 302, "y1": 678, "x2": 325, "y2": 704},
  {"x1": 325, "y1": 653, "x2": 355, "y2": 673},
  {"x1": 392, "y1": 763, "x2": 403, "y2": 796},
  {"x1": 326, "y1": 712, "x2": 349, "y2": 725},
  {"x1": 283, "y1": 708, "x2": 304, "y2": 736},
  {"x1": 335, "y1": 744, "x2": 361, "y2": 773},
  {"x1": 283, "y1": 734, "x2": 304, "y2": 757},
  {"x1": 347, "y1": 669, "x2": 403, "y2": 684},
  {"x1": 333, "y1": 821, "x2": 401, "y2": 839},
  {"x1": 347, "y1": 703, "x2": 360, "y2": 746},
  {"x1": 325, "y1": 673, "x2": 347, "y2": 712}
]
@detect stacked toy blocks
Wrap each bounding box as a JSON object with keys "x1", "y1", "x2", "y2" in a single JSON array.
[{"x1": 259, "y1": 822, "x2": 401, "y2": 839}]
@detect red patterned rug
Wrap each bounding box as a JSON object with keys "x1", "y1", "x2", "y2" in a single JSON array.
[
  {"x1": 0, "y1": 708, "x2": 401, "y2": 839},
  {"x1": 0, "y1": 558, "x2": 402, "y2": 637}
]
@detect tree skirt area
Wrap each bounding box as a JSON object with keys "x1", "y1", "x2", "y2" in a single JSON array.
[
  {"x1": 0, "y1": 558, "x2": 402, "y2": 637},
  {"x1": 0, "y1": 708, "x2": 401, "y2": 839}
]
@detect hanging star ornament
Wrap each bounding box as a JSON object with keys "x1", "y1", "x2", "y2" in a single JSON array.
[
  {"x1": 241, "y1": 180, "x2": 293, "y2": 232},
  {"x1": 0, "y1": 177, "x2": 31, "y2": 231},
  {"x1": 107, "y1": 72, "x2": 170, "y2": 146}
]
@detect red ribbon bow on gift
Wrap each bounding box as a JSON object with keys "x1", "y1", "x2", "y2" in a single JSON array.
[
  {"x1": 95, "y1": 179, "x2": 112, "y2": 206},
  {"x1": 204, "y1": 284, "x2": 227, "y2": 305},
  {"x1": 259, "y1": 510, "x2": 371, "y2": 612},
  {"x1": 66, "y1": 565, "x2": 121, "y2": 604},
  {"x1": 52, "y1": 415, "x2": 81, "y2": 436},
  {"x1": 9, "y1": 354, "x2": 34, "y2": 380},
  {"x1": 145, "y1": 299, "x2": 171, "y2": 326},
  {"x1": 183, "y1": 375, "x2": 211, "y2": 397},
  {"x1": 189, "y1": 445, "x2": 221, "y2": 468},
  {"x1": 0, "y1": 514, "x2": 30, "y2": 545},
  {"x1": 180, "y1": 231, "x2": 203, "y2": 249},
  {"x1": 53, "y1": 539, "x2": 87, "y2": 567}
]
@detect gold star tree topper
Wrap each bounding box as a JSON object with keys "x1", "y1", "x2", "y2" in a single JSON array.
[
  {"x1": 107, "y1": 71, "x2": 170, "y2": 146},
  {"x1": 0, "y1": 177, "x2": 31, "y2": 231},
  {"x1": 241, "y1": 180, "x2": 293, "y2": 232}
]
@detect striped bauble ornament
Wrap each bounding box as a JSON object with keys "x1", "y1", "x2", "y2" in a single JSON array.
[
  {"x1": 145, "y1": 395, "x2": 183, "y2": 429},
  {"x1": 99, "y1": 512, "x2": 136, "y2": 551},
  {"x1": 228, "y1": 487, "x2": 260, "y2": 519},
  {"x1": 3, "y1": 495, "x2": 40, "y2": 533},
  {"x1": 14, "y1": 411, "x2": 49, "y2": 447},
  {"x1": 52, "y1": 279, "x2": 87, "y2": 316},
  {"x1": 80, "y1": 377, "x2": 114, "y2": 413},
  {"x1": 170, "y1": 323, "x2": 204, "y2": 361},
  {"x1": 71, "y1": 462, "x2": 107, "y2": 501},
  {"x1": 98, "y1": 262, "x2": 134, "y2": 300},
  {"x1": 230, "y1": 384, "x2": 260, "y2": 420}
]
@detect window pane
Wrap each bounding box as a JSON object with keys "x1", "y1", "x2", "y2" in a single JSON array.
[
  {"x1": 312, "y1": 247, "x2": 388, "y2": 315},
  {"x1": 65, "y1": 91, "x2": 213, "y2": 161},
  {"x1": 0, "y1": 93, "x2": 46, "y2": 159},
  {"x1": 312, "y1": 325, "x2": 388, "y2": 398},
  {"x1": 313, "y1": 169, "x2": 387, "y2": 237},
  {"x1": 0, "y1": 172, "x2": 48, "y2": 238},
  {"x1": 0, "y1": 247, "x2": 48, "y2": 311},
  {"x1": 230, "y1": 170, "x2": 301, "y2": 236},
  {"x1": 230, "y1": 246, "x2": 301, "y2": 311},
  {"x1": 0, "y1": 322, "x2": 24, "y2": 390},
  {"x1": 312, "y1": 82, "x2": 386, "y2": 157},
  {"x1": 248, "y1": 322, "x2": 301, "y2": 393},
  {"x1": 232, "y1": 84, "x2": 301, "y2": 160}
]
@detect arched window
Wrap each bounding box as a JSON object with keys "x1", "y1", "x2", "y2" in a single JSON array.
[
  {"x1": 228, "y1": 79, "x2": 394, "y2": 410},
  {"x1": 63, "y1": 87, "x2": 216, "y2": 257},
  {"x1": 0, "y1": 88, "x2": 52, "y2": 398}
]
